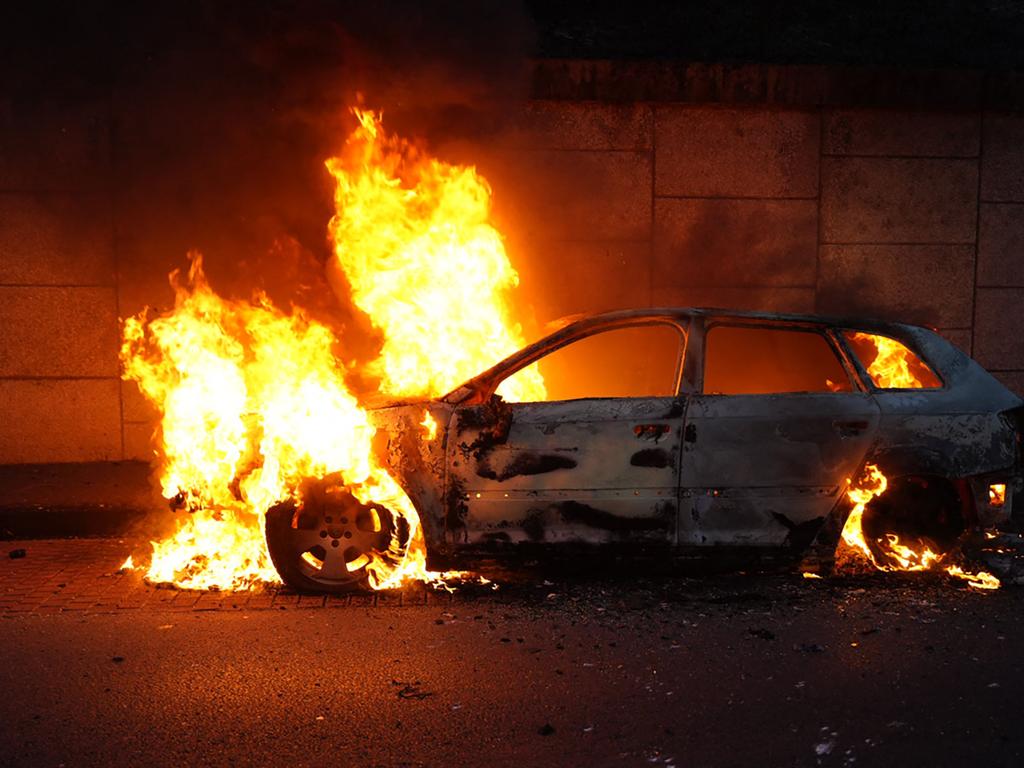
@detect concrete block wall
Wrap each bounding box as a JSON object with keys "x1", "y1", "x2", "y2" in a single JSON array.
[
  {"x1": 507, "y1": 98, "x2": 1023, "y2": 402},
  {"x1": 0, "y1": 99, "x2": 124, "y2": 463},
  {"x1": 2, "y1": 64, "x2": 1024, "y2": 464}
]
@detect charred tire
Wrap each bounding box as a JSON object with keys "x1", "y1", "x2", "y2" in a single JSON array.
[
  {"x1": 861, "y1": 475, "x2": 967, "y2": 566},
  {"x1": 264, "y1": 481, "x2": 400, "y2": 594}
]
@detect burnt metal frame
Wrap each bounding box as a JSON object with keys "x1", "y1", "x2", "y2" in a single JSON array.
[
  {"x1": 695, "y1": 319, "x2": 864, "y2": 396},
  {"x1": 444, "y1": 305, "x2": 951, "y2": 404},
  {"x1": 444, "y1": 308, "x2": 691, "y2": 405},
  {"x1": 366, "y1": 307, "x2": 1023, "y2": 568}
]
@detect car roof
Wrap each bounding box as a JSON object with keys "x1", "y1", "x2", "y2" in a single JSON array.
[
  {"x1": 439, "y1": 306, "x2": 938, "y2": 404},
  {"x1": 553, "y1": 306, "x2": 933, "y2": 335},
  {"x1": 366, "y1": 305, "x2": 1018, "y2": 412}
]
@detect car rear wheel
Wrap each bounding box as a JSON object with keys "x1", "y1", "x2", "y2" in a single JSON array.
[
  {"x1": 265, "y1": 480, "x2": 398, "y2": 593},
  {"x1": 861, "y1": 474, "x2": 966, "y2": 567}
]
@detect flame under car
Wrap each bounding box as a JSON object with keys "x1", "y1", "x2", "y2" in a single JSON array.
[{"x1": 264, "y1": 308, "x2": 1023, "y2": 592}]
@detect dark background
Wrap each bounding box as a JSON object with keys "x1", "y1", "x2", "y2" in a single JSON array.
[
  {"x1": 8, "y1": 0, "x2": 1024, "y2": 97},
  {"x1": 4, "y1": 0, "x2": 1021, "y2": 301},
  {"x1": 3, "y1": 1, "x2": 1024, "y2": 463}
]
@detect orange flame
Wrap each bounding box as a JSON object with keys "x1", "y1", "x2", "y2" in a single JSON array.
[
  {"x1": 837, "y1": 464, "x2": 999, "y2": 590},
  {"x1": 847, "y1": 332, "x2": 941, "y2": 389},
  {"x1": 325, "y1": 108, "x2": 544, "y2": 402},
  {"x1": 122, "y1": 256, "x2": 423, "y2": 590},
  {"x1": 945, "y1": 565, "x2": 1001, "y2": 590},
  {"x1": 122, "y1": 106, "x2": 542, "y2": 591},
  {"x1": 420, "y1": 410, "x2": 439, "y2": 441},
  {"x1": 989, "y1": 483, "x2": 1007, "y2": 506}
]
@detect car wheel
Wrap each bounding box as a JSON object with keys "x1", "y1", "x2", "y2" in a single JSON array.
[
  {"x1": 861, "y1": 474, "x2": 966, "y2": 567},
  {"x1": 265, "y1": 480, "x2": 397, "y2": 593}
]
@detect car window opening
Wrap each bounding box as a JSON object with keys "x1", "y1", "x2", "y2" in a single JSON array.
[
  {"x1": 842, "y1": 331, "x2": 941, "y2": 389},
  {"x1": 704, "y1": 325, "x2": 854, "y2": 395},
  {"x1": 506, "y1": 324, "x2": 683, "y2": 401}
]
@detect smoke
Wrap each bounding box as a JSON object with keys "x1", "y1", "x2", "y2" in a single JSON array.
[
  {"x1": 4, "y1": 1, "x2": 654, "y2": 397},
  {"x1": 1, "y1": 1, "x2": 535, "y2": 332}
]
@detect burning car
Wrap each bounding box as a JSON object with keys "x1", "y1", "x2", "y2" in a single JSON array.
[
  {"x1": 264, "y1": 307, "x2": 1024, "y2": 592},
  {"x1": 121, "y1": 111, "x2": 1014, "y2": 593}
]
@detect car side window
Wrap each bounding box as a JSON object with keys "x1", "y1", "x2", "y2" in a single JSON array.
[
  {"x1": 703, "y1": 325, "x2": 854, "y2": 395},
  {"x1": 507, "y1": 324, "x2": 683, "y2": 402},
  {"x1": 842, "y1": 331, "x2": 942, "y2": 389}
]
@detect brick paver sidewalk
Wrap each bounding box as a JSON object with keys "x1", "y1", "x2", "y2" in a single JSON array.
[{"x1": 0, "y1": 539, "x2": 447, "y2": 614}]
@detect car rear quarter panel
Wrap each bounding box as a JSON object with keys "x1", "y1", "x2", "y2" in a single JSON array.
[{"x1": 865, "y1": 326, "x2": 1021, "y2": 480}]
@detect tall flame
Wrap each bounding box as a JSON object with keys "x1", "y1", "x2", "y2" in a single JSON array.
[
  {"x1": 326, "y1": 108, "x2": 544, "y2": 402},
  {"x1": 837, "y1": 464, "x2": 999, "y2": 590},
  {"x1": 122, "y1": 256, "x2": 420, "y2": 590},
  {"x1": 122, "y1": 106, "x2": 544, "y2": 591}
]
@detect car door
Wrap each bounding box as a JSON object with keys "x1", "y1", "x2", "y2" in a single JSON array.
[
  {"x1": 680, "y1": 321, "x2": 880, "y2": 547},
  {"x1": 445, "y1": 321, "x2": 689, "y2": 548}
]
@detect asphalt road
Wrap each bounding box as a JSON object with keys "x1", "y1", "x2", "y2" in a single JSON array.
[{"x1": 2, "y1": 569, "x2": 1023, "y2": 768}]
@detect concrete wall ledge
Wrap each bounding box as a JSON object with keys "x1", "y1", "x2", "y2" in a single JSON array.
[
  {"x1": 530, "y1": 60, "x2": 1024, "y2": 111},
  {"x1": 0, "y1": 461, "x2": 157, "y2": 538}
]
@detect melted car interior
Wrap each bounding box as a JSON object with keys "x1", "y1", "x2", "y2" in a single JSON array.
[{"x1": 703, "y1": 324, "x2": 855, "y2": 395}]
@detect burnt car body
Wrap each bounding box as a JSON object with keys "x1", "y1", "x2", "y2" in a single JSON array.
[{"x1": 268, "y1": 307, "x2": 1024, "y2": 589}]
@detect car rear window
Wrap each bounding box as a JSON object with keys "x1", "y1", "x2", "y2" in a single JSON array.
[
  {"x1": 842, "y1": 331, "x2": 941, "y2": 389},
  {"x1": 703, "y1": 325, "x2": 853, "y2": 395}
]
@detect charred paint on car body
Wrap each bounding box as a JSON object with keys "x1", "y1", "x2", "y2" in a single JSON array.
[
  {"x1": 476, "y1": 452, "x2": 578, "y2": 481},
  {"x1": 364, "y1": 307, "x2": 1023, "y2": 573},
  {"x1": 631, "y1": 448, "x2": 672, "y2": 468}
]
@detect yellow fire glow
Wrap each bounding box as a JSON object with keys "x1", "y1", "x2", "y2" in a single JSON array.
[
  {"x1": 990, "y1": 483, "x2": 1007, "y2": 506},
  {"x1": 848, "y1": 332, "x2": 940, "y2": 389},
  {"x1": 326, "y1": 108, "x2": 545, "y2": 402},
  {"x1": 945, "y1": 565, "x2": 1001, "y2": 590},
  {"x1": 122, "y1": 256, "x2": 423, "y2": 590},
  {"x1": 420, "y1": 410, "x2": 439, "y2": 441},
  {"x1": 837, "y1": 464, "x2": 1000, "y2": 590},
  {"x1": 122, "y1": 106, "x2": 544, "y2": 591}
]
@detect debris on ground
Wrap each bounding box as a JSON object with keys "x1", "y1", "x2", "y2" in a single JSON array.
[
  {"x1": 392, "y1": 680, "x2": 434, "y2": 700},
  {"x1": 795, "y1": 643, "x2": 825, "y2": 653},
  {"x1": 973, "y1": 532, "x2": 1024, "y2": 584}
]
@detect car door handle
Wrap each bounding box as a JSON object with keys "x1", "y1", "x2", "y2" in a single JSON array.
[
  {"x1": 832, "y1": 419, "x2": 869, "y2": 437},
  {"x1": 634, "y1": 424, "x2": 670, "y2": 440}
]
